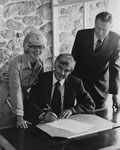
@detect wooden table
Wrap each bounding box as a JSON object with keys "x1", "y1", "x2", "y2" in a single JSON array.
[{"x1": 0, "y1": 108, "x2": 120, "y2": 150}]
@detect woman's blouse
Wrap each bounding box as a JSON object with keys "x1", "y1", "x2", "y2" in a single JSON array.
[{"x1": 8, "y1": 53, "x2": 43, "y2": 116}]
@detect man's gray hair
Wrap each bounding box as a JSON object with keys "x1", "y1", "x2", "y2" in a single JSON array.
[{"x1": 55, "y1": 53, "x2": 76, "y2": 71}]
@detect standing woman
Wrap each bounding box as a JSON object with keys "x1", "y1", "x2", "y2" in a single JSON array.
[{"x1": 8, "y1": 30, "x2": 46, "y2": 128}]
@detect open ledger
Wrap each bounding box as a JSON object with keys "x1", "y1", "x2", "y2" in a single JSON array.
[{"x1": 36, "y1": 114, "x2": 117, "y2": 139}]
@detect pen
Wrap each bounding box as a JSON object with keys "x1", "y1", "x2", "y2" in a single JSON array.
[
  {"x1": 44, "y1": 104, "x2": 59, "y2": 120},
  {"x1": 44, "y1": 104, "x2": 52, "y2": 113}
]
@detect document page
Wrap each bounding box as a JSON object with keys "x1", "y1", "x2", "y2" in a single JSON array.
[
  {"x1": 37, "y1": 114, "x2": 115, "y2": 138},
  {"x1": 46, "y1": 119, "x2": 94, "y2": 133}
]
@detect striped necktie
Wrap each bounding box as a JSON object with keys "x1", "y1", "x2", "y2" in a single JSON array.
[{"x1": 95, "y1": 39, "x2": 102, "y2": 52}]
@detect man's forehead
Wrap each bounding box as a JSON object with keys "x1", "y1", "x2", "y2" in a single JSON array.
[
  {"x1": 58, "y1": 63, "x2": 72, "y2": 70},
  {"x1": 95, "y1": 19, "x2": 112, "y2": 27}
]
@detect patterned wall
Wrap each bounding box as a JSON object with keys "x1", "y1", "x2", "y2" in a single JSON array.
[{"x1": 0, "y1": 0, "x2": 53, "y2": 80}]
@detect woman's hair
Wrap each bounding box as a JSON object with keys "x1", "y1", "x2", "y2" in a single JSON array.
[{"x1": 23, "y1": 30, "x2": 47, "y2": 53}]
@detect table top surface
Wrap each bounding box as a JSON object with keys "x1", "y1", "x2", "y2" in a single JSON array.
[{"x1": 0, "y1": 108, "x2": 120, "y2": 150}]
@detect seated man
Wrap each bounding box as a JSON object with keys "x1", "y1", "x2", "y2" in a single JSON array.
[{"x1": 25, "y1": 53, "x2": 95, "y2": 123}]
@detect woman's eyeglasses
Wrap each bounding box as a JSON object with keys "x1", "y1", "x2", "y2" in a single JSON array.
[{"x1": 29, "y1": 45, "x2": 45, "y2": 50}]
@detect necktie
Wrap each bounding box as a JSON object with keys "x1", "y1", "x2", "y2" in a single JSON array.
[
  {"x1": 94, "y1": 39, "x2": 102, "y2": 53},
  {"x1": 51, "y1": 81, "x2": 61, "y2": 115}
]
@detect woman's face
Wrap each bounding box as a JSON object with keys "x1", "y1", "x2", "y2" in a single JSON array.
[{"x1": 28, "y1": 45, "x2": 44, "y2": 61}]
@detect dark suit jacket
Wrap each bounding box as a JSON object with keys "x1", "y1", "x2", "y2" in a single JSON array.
[
  {"x1": 72, "y1": 28, "x2": 120, "y2": 108},
  {"x1": 25, "y1": 71, "x2": 95, "y2": 121}
]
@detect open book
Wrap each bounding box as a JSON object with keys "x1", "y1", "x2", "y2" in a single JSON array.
[
  {"x1": 36, "y1": 114, "x2": 117, "y2": 139},
  {"x1": 45, "y1": 118, "x2": 94, "y2": 133}
]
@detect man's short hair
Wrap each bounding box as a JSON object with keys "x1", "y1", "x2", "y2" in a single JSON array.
[
  {"x1": 95, "y1": 11, "x2": 112, "y2": 24},
  {"x1": 55, "y1": 53, "x2": 76, "y2": 71}
]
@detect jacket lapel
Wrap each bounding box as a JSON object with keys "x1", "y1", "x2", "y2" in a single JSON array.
[
  {"x1": 85, "y1": 29, "x2": 94, "y2": 58},
  {"x1": 43, "y1": 72, "x2": 53, "y2": 105},
  {"x1": 63, "y1": 77, "x2": 72, "y2": 109},
  {"x1": 92, "y1": 33, "x2": 113, "y2": 69}
]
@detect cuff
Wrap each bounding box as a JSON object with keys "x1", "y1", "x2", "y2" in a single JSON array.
[
  {"x1": 12, "y1": 109, "x2": 24, "y2": 116},
  {"x1": 70, "y1": 107, "x2": 76, "y2": 114},
  {"x1": 39, "y1": 112, "x2": 46, "y2": 121}
]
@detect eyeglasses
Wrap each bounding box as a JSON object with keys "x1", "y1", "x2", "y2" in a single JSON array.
[{"x1": 29, "y1": 45, "x2": 45, "y2": 50}]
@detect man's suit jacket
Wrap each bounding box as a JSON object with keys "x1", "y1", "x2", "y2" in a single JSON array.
[
  {"x1": 72, "y1": 28, "x2": 120, "y2": 108},
  {"x1": 25, "y1": 71, "x2": 95, "y2": 120}
]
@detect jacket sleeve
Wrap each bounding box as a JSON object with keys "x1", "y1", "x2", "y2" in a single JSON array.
[
  {"x1": 72, "y1": 79, "x2": 95, "y2": 114},
  {"x1": 109, "y1": 39, "x2": 120, "y2": 94},
  {"x1": 25, "y1": 81, "x2": 44, "y2": 120},
  {"x1": 9, "y1": 61, "x2": 24, "y2": 116},
  {"x1": 71, "y1": 31, "x2": 81, "y2": 62}
]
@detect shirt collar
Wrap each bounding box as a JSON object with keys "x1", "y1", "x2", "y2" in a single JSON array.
[
  {"x1": 94, "y1": 33, "x2": 98, "y2": 45},
  {"x1": 21, "y1": 53, "x2": 43, "y2": 70},
  {"x1": 21, "y1": 53, "x2": 31, "y2": 69},
  {"x1": 94, "y1": 32, "x2": 103, "y2": 44},
  {"x1": 53, "y1": 72, "x2": 65, "y2": 87}
]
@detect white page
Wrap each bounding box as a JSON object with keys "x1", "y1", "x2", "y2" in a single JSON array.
[{"x1": 46, "y1": 119, "x2": 94, "y2": 133}]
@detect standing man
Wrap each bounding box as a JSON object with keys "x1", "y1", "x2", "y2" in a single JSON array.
[
  {"x1": 72, "y1": 11, "x2": 120, "y2": 110},
  {"x1": 25, "y1": 53, "x2": 95, "y2": 123}
]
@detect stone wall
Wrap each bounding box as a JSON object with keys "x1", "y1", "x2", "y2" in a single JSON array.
[
  {"x1": 0, "y1": 0, "x2": 53, "y2": 79},
  {"x1": 0, "y1": 0, "x2": 110, "y2": 79}
]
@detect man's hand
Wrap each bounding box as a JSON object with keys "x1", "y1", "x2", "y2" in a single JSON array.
[
  {"x1": 112, "y1": 94, "x2": 120, "y2": 111},
  {"x1": 43, "y1": 111, "x2": 58, "y2": 122},
  {"x1": 59, "y1": 109, "x2": 72, "y2": 119},
  {"x1": 17, "y1": 116, "x2": 31, "y2": 129}
]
